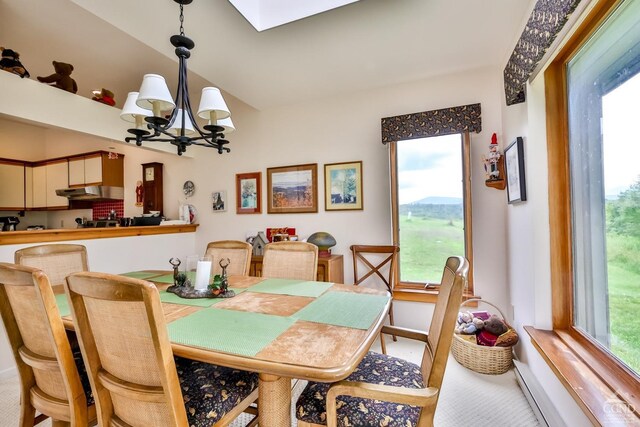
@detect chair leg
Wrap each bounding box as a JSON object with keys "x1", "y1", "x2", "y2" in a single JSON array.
[
  {"x1": 379, "y1": 332, "x2": 387, "y2": 354},
  {"x1": 51, "y1": 421, "x2": 70, "y2": 427},
  {"x1": 19, "y1": 393, "x2": 36, "y2": 427},
  {"x1": 388, "y1": 302, "x2": 397, "y2": 342}
]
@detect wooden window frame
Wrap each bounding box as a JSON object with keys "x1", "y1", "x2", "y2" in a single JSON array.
[
  {"x1": 390, "y1": 131, "x2": 474, "y2": 303},
  {"x1": 536, "y1": 0, "x2": 640, "y2": 423}
]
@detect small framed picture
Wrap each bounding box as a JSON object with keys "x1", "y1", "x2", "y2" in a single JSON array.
[
  {"x1": 505, "y1": 137, "x2": 527, "y2": 204},
  {"x1": 324, "y1": 161, "x2": 363, "y2": 211},
  {"x1": 212, "y1": 191, "x2": 226, "y2": 212},
  {"x1": 266, "y1": 163, "x2": 318, "y2": 214},
  {"x1": 236, "y1": 172, "x2": 262, "y2": 214}
]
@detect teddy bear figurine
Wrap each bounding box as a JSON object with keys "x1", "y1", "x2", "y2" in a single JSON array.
[
  {"x1": 0, "y1": 47, "x2": 30, "y2": 78},
  {"x1": 92, "y1": 88, "x2": 116, "y2": 106},
  {"x1": 37, "y1": 61, "x2": 77, "y2": 93},
  {"x1": 455, "y1": 311, "x2": 485, "y2": 335}
]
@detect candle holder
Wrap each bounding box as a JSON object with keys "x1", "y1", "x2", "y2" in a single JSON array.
[{"x1": 165, "y1": 256, "x2": 235, "y2": 299}]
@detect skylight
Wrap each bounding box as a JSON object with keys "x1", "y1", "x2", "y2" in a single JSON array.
[{"x1": 228, "y1": 0, "x2": 360, "y2": 31}]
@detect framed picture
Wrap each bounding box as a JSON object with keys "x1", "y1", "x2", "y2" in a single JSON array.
[
  {"x1": 236, "y1": 172, "x2": 261, "y2": 214},
  {"x1": 212, "y1": 191, "x2": 226, "y2": 212},
  {"x1": 266, "y1": 163, "x2": 318, "y2": 214},
  {"x1": 505, "y1": 137, "x2": 527, "y2": 204},
  {"x1": 324, "y1": 161, "x2": 363, "y2": 211}
]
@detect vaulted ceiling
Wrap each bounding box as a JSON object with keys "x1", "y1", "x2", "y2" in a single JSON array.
[{"x1": 1, "y1": 0, "x2": 532, "y2": 110}]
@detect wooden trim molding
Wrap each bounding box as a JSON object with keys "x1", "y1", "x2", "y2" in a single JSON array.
[{"x1": 0, "y1": 224, "x2": 198, "y2": 246}]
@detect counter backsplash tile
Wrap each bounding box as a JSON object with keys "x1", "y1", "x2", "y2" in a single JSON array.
[{"x1": 93, "y1": 201, "x2": 124, "y2": 220}]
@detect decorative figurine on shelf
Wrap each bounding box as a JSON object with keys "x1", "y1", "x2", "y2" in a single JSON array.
[
  {"x1": 92, "y1": 88, "x2": 116, "y2": 106},
  {"x1": 0, "y1": 47, "x2": 30, "y2": 78},
  {"x1": 482, "y1": 133, "x2": 506, "y2": 190},
  {"x1": 37, "y1": 61, "x2": 78, "y2": 93}
]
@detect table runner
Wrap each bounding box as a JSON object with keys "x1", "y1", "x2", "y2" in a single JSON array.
[
  {"x1": 292, "y1": 291, "x2": 390, "y2": 330},
  {"x1": 248, "y1": 278, "x2": 332, "y2": 298},
  {"x1": 168, "y1": 308, "x2": 295, "y2": 356},
  {"x1": 149, "y1": 273, "x2": 176, "y2": 284}
]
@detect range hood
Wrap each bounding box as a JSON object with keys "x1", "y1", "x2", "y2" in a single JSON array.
[{"x1": 55, "y1": 186, "x2": 124, "y2": 201}]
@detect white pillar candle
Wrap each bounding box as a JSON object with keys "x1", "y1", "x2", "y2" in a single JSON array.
[{"x1": 195, "y1": 260, "x2": 212, "y2": 290}]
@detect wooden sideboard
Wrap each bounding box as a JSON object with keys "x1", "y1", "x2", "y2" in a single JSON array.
[{"x1": 250, "y1": 254, "x2": 344, "y2": 284}]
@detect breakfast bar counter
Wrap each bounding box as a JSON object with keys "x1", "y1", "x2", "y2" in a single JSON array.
[{"x1": 0, "y1": 224, "x2": 198, "y2": 246}]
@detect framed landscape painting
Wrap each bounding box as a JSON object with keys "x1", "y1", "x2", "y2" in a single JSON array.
[
  {"x1": 266, "y1": 163, "x2": 318, "y2": 213},
  {"x1": 324, "y1": 161, "x2": 363, "y2": 211},
  {"x1": 236, "y1": 172, "x2": 261, "y2": 214}
]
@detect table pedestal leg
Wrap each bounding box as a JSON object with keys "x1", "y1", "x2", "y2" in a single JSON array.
[{"x1": 258, "y1": 373, "x2": 291, "y2": 426}]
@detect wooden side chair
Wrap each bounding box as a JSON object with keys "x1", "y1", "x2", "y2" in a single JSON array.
[
  {"x1": 350, "y1": 244, "x2": 399, "y2": 353},
  {"x1": 0, "y1": 262, "x2": 95, "y2": 427},
  {"x1": 15, "y1": 244, "x2": 89, "y2": 293},
  {"x1": 205, "y1": 240, "x2": 253, "y2": 276},
  {"x1": 64, "y1": 272, "x2": 259, "y2": 427},
  {"x1": 262, "y1": 241, "x2": 318, "y2": 281},
  {"x1": 296, "y1": 256, "x2": 469, "y2": 427}
]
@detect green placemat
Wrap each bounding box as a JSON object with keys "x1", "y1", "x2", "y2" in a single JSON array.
[
  {"x1": 168, "y1": 308, "x2": 295, "y2": 356},
  {"x1": 120, "y1": 271, "x2": 162, "y2": 280},
  {"x1": 159, "y1": 291, "x2": 224, "y2": 307},
  {"x1": 55, "y1": 293, "x2": 71, "y2": 317},
  {"x1": 150, "y1": 274, "x2": 176, "y2": 284},
  {"x1": 228, "y1": 287, "x2": 247, "y2": 295},
  {"x1": 248, "y1": 278, "x2": 332, "y2": 298},
  {"x1": 292, "y1": 291, "x2": 390, "y2": 330}
]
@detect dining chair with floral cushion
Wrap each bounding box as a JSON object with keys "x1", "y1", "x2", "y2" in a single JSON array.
[
  {"x1": 65, "y1": 271, "x2": 259, "y2": 427},
  {"x1": 0, "y1": 262, "x2": 95, "y2": 426},
  {"x1": 15, "y1": 244, "x2": 89, "y2": 293},
  {"x1": 296, "y1": 256, "x2": 469, "y2": 427},
  {"x1": 261, "y1": 241, "x2": 318, "y2": 281},
  {"x1": 205, "y1": 240, "x2": 253, "y2": 276}
]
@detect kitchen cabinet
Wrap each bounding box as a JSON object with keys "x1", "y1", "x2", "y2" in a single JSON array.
[
  {"x1": 32, "y1": 165, "x2": 47, "y2": 208},
  {"x1": 68, "y1": 152, "x2": 124, "y2": 187},
  {"x1": 25, "y1": 166, "x2": 33, "y2": 209},
  {"x1": 45, "y1": 160, "x2": 69, "y2": 208},
  {"x1": 0, "y1": 160, "x2": 25, "y2": 210}
]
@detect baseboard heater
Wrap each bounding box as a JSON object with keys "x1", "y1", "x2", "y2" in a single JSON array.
[{"x1": 513, "y1": 359, "x2": 566, "y2": 427}]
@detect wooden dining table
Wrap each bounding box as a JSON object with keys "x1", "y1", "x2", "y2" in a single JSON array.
[{"x1": 56, "y1": 272, "x2": 391, "y2": 426}]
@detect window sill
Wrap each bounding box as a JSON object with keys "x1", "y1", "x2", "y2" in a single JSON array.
[{"x1": 525, "y1": 326, "x2": 639, "y2": 426}]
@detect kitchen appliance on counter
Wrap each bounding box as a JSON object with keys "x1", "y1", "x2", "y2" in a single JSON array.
[
  {"x1": 81, "y1": 220, "x2": 119, "y2": 228},
  {"x1": 0, "y1": 216, "x2": 20, "y2": 231},
  {"x1": 132, "y1": 216, "x2": 163, "y2": 226},
  {"x1": 26, "y1": 225, "x2": 46, "y2": 231}
]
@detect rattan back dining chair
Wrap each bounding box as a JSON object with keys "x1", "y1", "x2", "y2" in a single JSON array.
[
  {"x1": 65, "y1": 272, "x2": 259, "y2": 427},
  {"x1": 205, "y1": 240, "x2": 253, "y2": 276},
  {"x1": 262, "y1": 241, "x2": 318, "y2": 281},
  {"x1": 0, "y1": 263, "x2": 95, "y2": 427},
  {"x1": 15, "y1": 244, "x2": 89, "y2": 292},
  {"x1": 296, "y1": 256, "x2": 469, "y2": 427},
  {"x1": 350, "y1": 244, "x2": 399, "y2": 353}
]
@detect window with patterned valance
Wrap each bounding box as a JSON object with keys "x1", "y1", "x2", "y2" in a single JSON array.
[{"x1": 380, "y1": 103, "x2": 482, "y2": 144}]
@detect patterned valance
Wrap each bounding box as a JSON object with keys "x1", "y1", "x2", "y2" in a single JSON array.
[
  {"x1": 504, "y1": 0, "x2": 582, "y2": 106},
  {"x1": 381, "y1": 103, "x2": 481, "y2": 144}
]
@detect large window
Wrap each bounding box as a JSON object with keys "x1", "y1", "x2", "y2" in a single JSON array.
[
  {"x1": 391, "y1": 132, "x2": 472, "y2": 290},
  {"x1": 567, "y1": 0, "x2": 640, "y2": 375},
  {"x1": 545, "y1": 0, "x2": 640, "y2": 418}
]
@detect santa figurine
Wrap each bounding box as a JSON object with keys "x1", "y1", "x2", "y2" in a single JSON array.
[{"x1": 483, "y1": 133, "x2": 501, "y2": 181}]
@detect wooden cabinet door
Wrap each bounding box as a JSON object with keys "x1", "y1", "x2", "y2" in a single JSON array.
[
  {"x1": 32, "y1": 165, "x2": 47, "y2": 208},
  {"x1": 84, "y1": 155, "x2": 103, "y2": 185},
  {"x1": 68, "y1": 158, "x2": 85, "y2": 186},
  {"x1": 45, "y1": 161, "x2": 69, "y2": 208},
  {"x1": 25, "y1": 166, "x2": 33, "y2": 209},
  {"x1": 0, "y1": 161, "x2": 25, "y2": 210}
]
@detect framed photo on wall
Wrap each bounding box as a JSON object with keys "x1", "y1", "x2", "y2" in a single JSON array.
[
  {"x1": 236, "y1": 172, "x2": 261, "y2": 214},
  {"x1": 266, "y1": 163, "x2": 318, "y2": 213},
  {"x1": 324, "y1": 161, "x2": 363, "y2": 211},
  {"x1": 505, "y1": 137, "x2": 527, "y2": 204},
  {"x1": 212, "y1": 191, "x2": 226, "y2": 212}
]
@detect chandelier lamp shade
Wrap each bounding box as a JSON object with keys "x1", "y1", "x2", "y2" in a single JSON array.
[{"x1": 120, "y1": 0, "x2": 233, "y2": 155}]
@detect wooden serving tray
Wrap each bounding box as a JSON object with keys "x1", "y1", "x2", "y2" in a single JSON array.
[{"x1": 165, "y1": 285, "x2": 236, "y2": 299}]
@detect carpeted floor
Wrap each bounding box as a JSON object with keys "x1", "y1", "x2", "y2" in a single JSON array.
[{"x1": 0, "y1": 338, "x2": 540, "y2": 426}]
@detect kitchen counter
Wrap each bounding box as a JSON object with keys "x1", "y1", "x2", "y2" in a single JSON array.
[{"x1": 0, "y1": 224, "x2": 199, "y2": 245}]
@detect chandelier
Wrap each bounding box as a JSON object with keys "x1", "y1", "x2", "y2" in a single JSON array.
[{"x1": 120, "y1": 0, "x2": 233, "y2": 156}]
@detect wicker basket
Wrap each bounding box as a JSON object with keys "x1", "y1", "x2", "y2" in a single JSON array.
[{"x1": 451, "y1": 298, "x2": 514, "y2": 374}]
